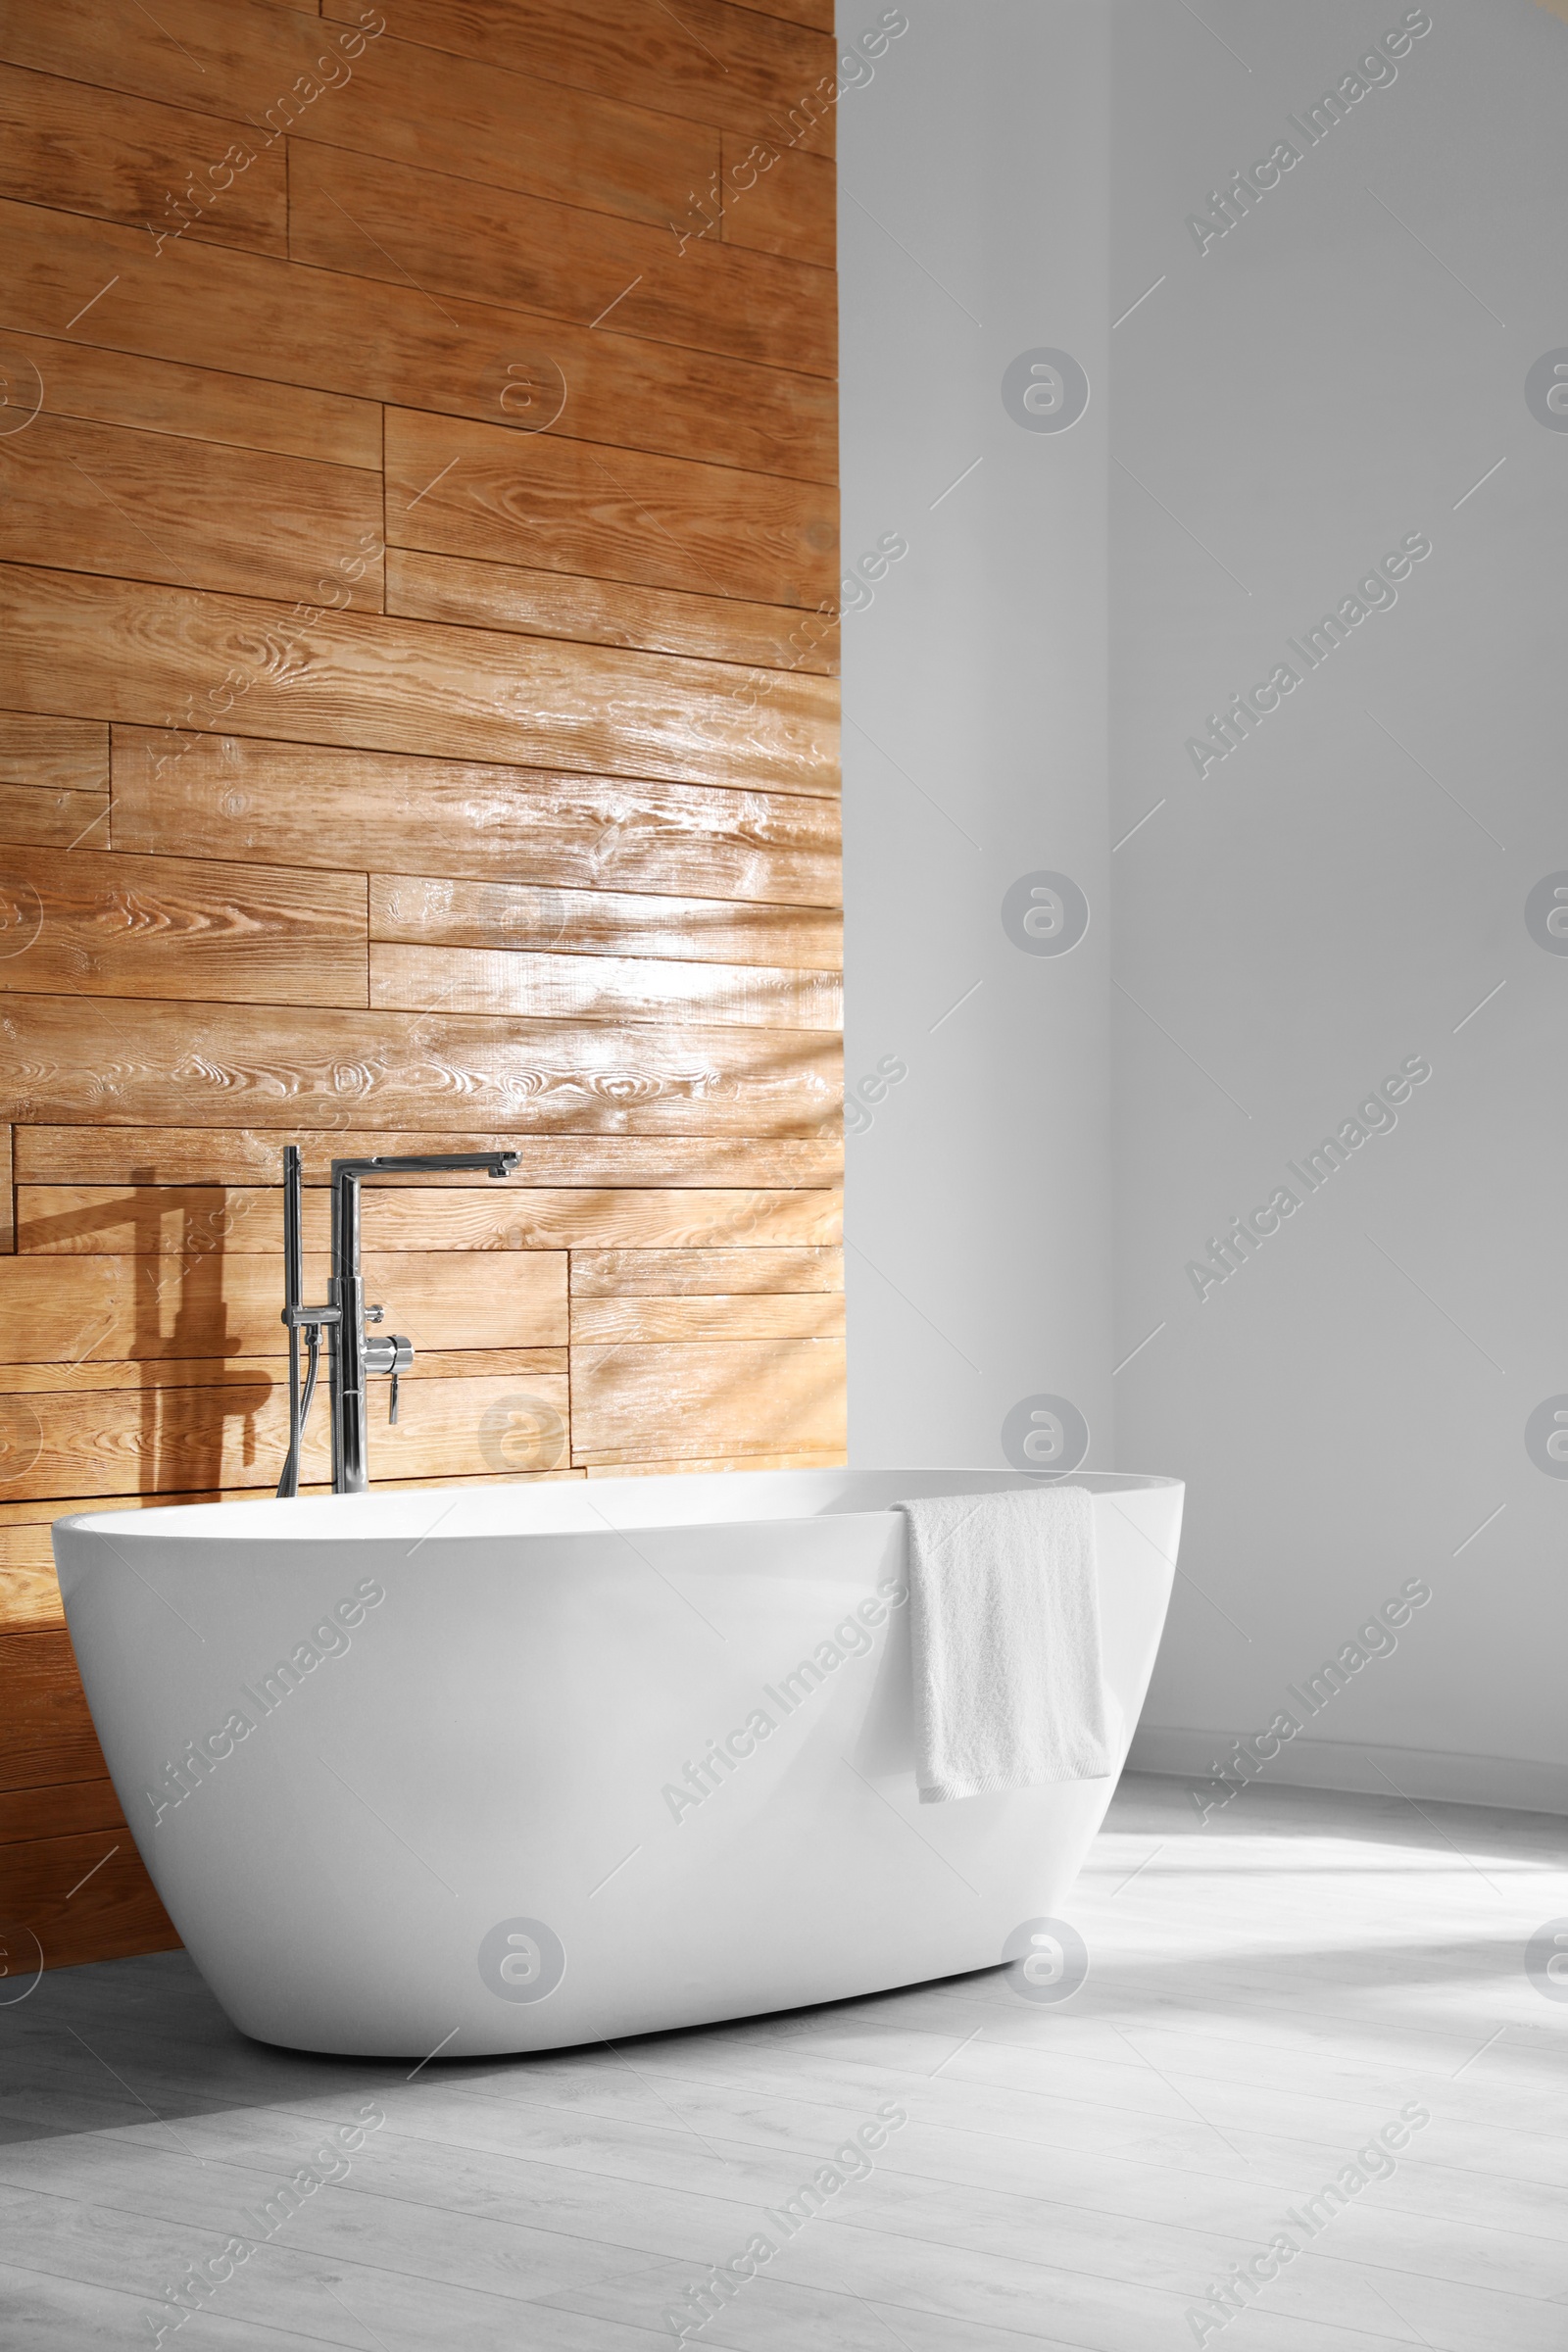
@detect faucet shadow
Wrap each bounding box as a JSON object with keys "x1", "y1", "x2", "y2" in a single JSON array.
[{"x1": 20, "y1": 1171, "x2": 269, "y2": 1502}]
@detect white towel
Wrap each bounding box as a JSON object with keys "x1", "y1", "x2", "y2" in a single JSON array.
[{"x1": 900, "y1": 1486, "x2": 1113, "y2": 1802}]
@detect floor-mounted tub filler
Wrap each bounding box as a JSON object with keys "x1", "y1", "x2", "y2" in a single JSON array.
[{"x1": 53, "y1": 1469, "x2": 1182, "y2": 2057}]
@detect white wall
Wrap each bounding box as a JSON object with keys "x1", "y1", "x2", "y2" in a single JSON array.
[
  {"x1": 842, "y1": 0, "x2": 1568, "y2": 1811},
  {"x1": 838, "y1": 0, "x2": 1114, "y2": 1479},
  {"x1": 1110, "y1": 0, "x2": 1568, "y2": 1812}
]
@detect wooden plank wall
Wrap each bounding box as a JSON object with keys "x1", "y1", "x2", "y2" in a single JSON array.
[{"x1": 0, "y1": 0, "x2": 842, "y2": 1971}]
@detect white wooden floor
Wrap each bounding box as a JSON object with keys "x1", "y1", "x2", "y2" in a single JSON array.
[{"x1": 2, "y1": 1774, "x2": 1565, "y2": 2350}]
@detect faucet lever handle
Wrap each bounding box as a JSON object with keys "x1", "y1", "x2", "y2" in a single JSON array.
[{"x1": 385, "y1": 1337, "x2": 414, "y2": 1422}]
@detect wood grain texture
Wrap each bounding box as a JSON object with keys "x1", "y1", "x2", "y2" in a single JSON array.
[
  {"x1": 570, "y1": 1291, "x2": 844, "y2": 1342},
  {"x1": 0, "y1": 421, "x2": 384, "y2": 606},
  {"x1": 112, "y1": 731, "x2": 842, "y2": 907},
  {"x1": 0, "y1": 846, "x2": 368, "y2": 1008},
  {"x1": 0, "y1": 1828, "x2": 179, "y2": 1967},
  {"x1": 0, "y1": 61, "x2": 288, "y2": 256},
  {"x1": 0, "y1": 1523, "x2": 52, "y2": 1566},
  {"x1": 0, "y1": 0, "x2": 839, "y2": 1964},
  {"x1": 0, "y1": 995, "x2": 840, "y2": 1137},
  {"x1": 385, "y1": 549, "x2": 839, "y2": 675},
  {"x1": 0, "y1": 0, "x2": 719, "y2": 228},
  {"x1": 0, "y1": 1632, "x2": 108, "y2": 1788},
  {"x1": 0, "y1": 786, "x2": 110, "y2": 850},
  {"x1": 289, "y1": 139, "x2": 835, "y2": 376},
  {"x1": 586, "y1": 1447, "x2": 846, "y2": 1476},
  {"x1": 0, "y1": 572, "x2": 837, "y2": 799},
  {"x1": 570, "y1": 1336, "x2": 845, "y2": 1460},
  {"x1": 718, "y1": 131, "x2": 835, "y2": 266},
  {"x1": 0, "y1": 1120, "x2": 10, "y2": 1252},
  {"x1": 0, "y1": 1348, "x2": 564, "y2": 1389},
  {"x1": 0, "y1": 1776, "x2": 122, "y2": 1843},
  {"x1": 384, "y1": 408, "x2": 838, "y2": 611},
  {"x1": 14, "y1": 1126, "x2": 842, "y2": 1189},
  {"x1": 570, "y1": 1245, "x2": 842, "y2": 1295},
  {"x1": 727, "y1": 0, "x2": 834, "y2": 29},
  {"x1": 18, "y1": 1183, "x2": 840, "y2": 1253},
  {"x1": 0, "y1": 200, "x2": 835, "y2": 481},
  {"x1": 325, "y1": 0, "x2": 839, "y2": 151},
  {"x1": 369, "y1": 874, "x2": 841, "y2": 972},
  {"x1": 0, "y1": 1370, "x2": 572, "y2": 1498},
  {"x1": 1, "y1": 1564, "x2": 63, "y2": 1633},
  {"x1": 0, "y1": 331, "x2": 380, "y2": 469},
  {"x1": 0, "y1": 1250, "x2": 567, "y2": 1361},
  {"x1": 369, "y1": 941, "x2": 841, "y2": 1031},
  {"x1": 366, "y1": 1186, "x2": 841, "y2": 1250},
  {"x1": 0, "y1": 712, "x2": 109, "y2": 794}
]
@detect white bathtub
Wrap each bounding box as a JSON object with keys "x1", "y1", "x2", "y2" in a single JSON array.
[{"x1": 54, "y1": 1468, "x2": 1181, "y2": 2057}]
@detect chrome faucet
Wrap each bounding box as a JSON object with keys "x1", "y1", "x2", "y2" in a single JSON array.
[{"x1": 275, "y1": 1143, "x2": 518, "y2": 1496}]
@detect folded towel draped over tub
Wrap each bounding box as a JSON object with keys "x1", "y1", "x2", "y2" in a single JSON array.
[{"x1": 899, "y1": 1485, "x2": 1114, "y2": 1803}]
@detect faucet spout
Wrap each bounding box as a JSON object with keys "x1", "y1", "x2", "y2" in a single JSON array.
[{"x1": 337, "y1": 1151, "x2": 519, "y2": 1181}]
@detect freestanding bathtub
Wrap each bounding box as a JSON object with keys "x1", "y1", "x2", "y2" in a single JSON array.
[{"x1": 54, "y1": 1468, "x2": 1181, "y2": 2057}]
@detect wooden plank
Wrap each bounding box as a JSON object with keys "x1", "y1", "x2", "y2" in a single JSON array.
[
  {"x1": 0, "y1": 331, "x2": 380, "y2": 469},
  {"x1": 0, "y1": 1250, "x2": 568, "y2": 1361},
  {"x1": 112, "y1": 729, "x2": 842, "y2": 907},
  {"x1": 0, "y1": 1371, "x2": 572, "y2": 1499},
  {"x1": 0, "y1": 1561, "x2": 62, "y2": 1632},
  {"x1": 570, "y1": 1337, "x2": 845, "y2": 1460},
  {"x1": 0, "y1": 846, "x2": 368, "y2": 1009},
  {"x1": 369, "y1": 942, "x2": 842, "y2": 1031},
  {"x1": 571, "y1": 1246, "x2": 842, "y2": 1295},
  {"x1": 19, "y1": 1182, "x2": 839, "y2": 1252},
  {"x1": 0, "y1": 0, "x2": 366, "y2": 122},
  {"x1": 15, "y1": 1127, "x2": 843, "y2": 1189},
  {"x1": 0, "y1": 1524, "x2": 52, "y2": 1566},
  {"x1": 0, "y1": 0, "x2": 720, "y2": 229},
  {"x1": 0, "y1": 786, "x2": 110, "y2": 849},
  {"x1": 587, "y1": 1448, "x2": 845, "y2": 1477},
  {"x1": 0, "y1": 572, "x2": 838, "y2": 799},
  {"x1": 0, "y1": 61, "x2": 288, "y2": 257},
  {"x1": 0, "y1": 1631, "x2": 108, "y2": 1788},
  {"x1": 0, "y1": 1121, "x2": 9, "y2": 1253},
  {"x1": 0, "y1": 994, "x2": 840, "y2": 1138},
  {"x1": 0, "y1": 1777, "x2": 123, "y2": 1844},
  {"x1": 0, "y1": 200, "x2": 835, "y2": 482},
  {"x1": 14, "y1": 1188, "x2": 322, "y2": 1254},
  {"x1": 385, "y1": 408, "x2": 838, "y2": 612},
  {"x1": 0, "y1": 1827, "x2": 180, "y2": 1968},
  {"x1": 0, "y1": 712, "x2": 110, "y2": 794},
  {"x1": 324, "y1": 0, "x2": 840, "y2": 153},
  {"x1": 290, "y1": 139, "x2": 835, "y2": 376},
  {"x1": 719, "y1": 131, "x2": 834, "y2": 267},
  {"x1": 385, "y1": 550, "x2": 839, "y2": 676},
  {"x1": 725, "y1": 0, "x2": 834, "y2": 33},
  {"x1": 369, "y1": 874, "x2": 842, "y2": 973},
  {"x1": 0, "y1": 1348, "x2": 564, "y2": 1389},
  {"x1": 0, "y1": 419, "x2": 384, "y2": 606},
  {"x1": 570, "y1": 1292, "x2": 844, "y2": 1342},
  {"x1": 367, "y1": 1186, "x2": 841, "y2": 1250}
]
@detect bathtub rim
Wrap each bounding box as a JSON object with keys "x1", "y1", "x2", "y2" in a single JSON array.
[{"x1": 53, "y1": 1466, "x2": 1183, "y2": 1550}]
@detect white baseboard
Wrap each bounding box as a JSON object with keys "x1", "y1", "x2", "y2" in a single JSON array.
[{"x1": 1126, "y1": 1726, "x2": 1568, "y2": 1818}]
